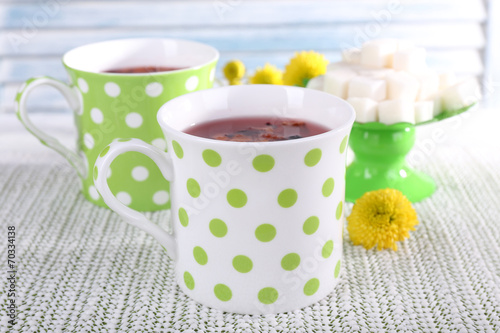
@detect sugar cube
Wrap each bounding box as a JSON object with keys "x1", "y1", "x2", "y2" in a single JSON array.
[
  {"x1": 327, "y1": 62, "x2": 349, "y2": 71},
  {"x1": 324, "y1": 68, "x2": 357, "y2": 99},
  {"x1": 378, "y1": 100, "x2": 415, "y2": 124},
  {"x1": 393, "y1": 47, "x2": 427, "y2": 73},
  {"x1": 358, "y1": 68, "x2": 395, "y2": 80},
  {"x1": 347, "y1": 76, "x2": 386, "y2": 101},
  {"x1": 347, "y1": 97, "x2": 378, "y2": 123},
  {"x1": 441, "y1": 78, "x2": 481, "y2": 111},
  {"x1": 306, "y1": 75, "x2": 324, "y2": 91},
  {"x1": 327, "y1": 61, "x2": 364, "y2": 73},
  {"x1": 360, "y1": 39, "x2": 398, "y2": 68},
  {"x1": 386, "y1": 72, "x2": 420, "y2": 101},
  {"x1": 438, "y1": 71, "x2": 457, "y2": 90},
  {"x1": 414, "y1": 101, "x2": 434, "y2": 123},
  {"x1": 342, "y1": 48, "x2": 361, "y2": 64},
  {"x1": 414, "y1": 70, "x2": 439, "y2": 100}
]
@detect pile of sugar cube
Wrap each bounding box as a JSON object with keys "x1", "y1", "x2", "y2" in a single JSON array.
[{"x1": 307, "y1": 39, "x2": 481, "y2": 124}]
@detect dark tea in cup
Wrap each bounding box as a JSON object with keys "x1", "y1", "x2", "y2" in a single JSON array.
[
  {"x1": 184, "y1": 116, "x2": 330, "y2": 142},
  {"x1": 103, "y1": 66, "x2": 186, "y2": 74}
]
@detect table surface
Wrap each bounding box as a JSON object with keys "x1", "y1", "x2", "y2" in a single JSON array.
[{"x1": 0, "y1": 109, "x2": 499, "y2": 332}]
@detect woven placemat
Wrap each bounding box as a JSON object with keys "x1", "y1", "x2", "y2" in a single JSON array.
[{"x1": 0, "y1": 141, "x2": 499, "y2": 332}]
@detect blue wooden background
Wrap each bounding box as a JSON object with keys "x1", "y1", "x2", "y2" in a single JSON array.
[{"x1": 0, "y1": 0, "x2": 495, "y2": 114}]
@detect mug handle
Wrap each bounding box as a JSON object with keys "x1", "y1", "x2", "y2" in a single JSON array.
[
  {"x1": 16, "y1": 76, "x2": 86, "y2": 178},
  {"x1": 94, "y1": 139, "x2": 177, "y2": 260}
]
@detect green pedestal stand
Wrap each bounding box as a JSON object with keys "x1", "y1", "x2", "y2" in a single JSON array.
[
  {"x1": 345, "y1": 104, "x2": 474, "y2": 203},
  {"x1": 346, "y1": 122, "x2": 435, "y2": 203}
]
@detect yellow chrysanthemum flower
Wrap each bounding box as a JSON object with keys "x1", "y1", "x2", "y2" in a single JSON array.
[
  {"x1": 283, "y1": 51, "x2": 329, "y2": 87},
  {"x1": 249, "y1": 63, "x2": 283, "y2": 85},
  {"x1": 347, "y1": 189, "x2": 419, "y2": 251},
  {"x1": 223, "y1": 60, "x2": 245, "y2": 85}
]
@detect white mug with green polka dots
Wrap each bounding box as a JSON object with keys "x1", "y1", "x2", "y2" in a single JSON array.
[
  {"x1": 16, "y1": 38, "x2": 219, "y2": 211},
  {"x1": 94, "y1": 85, "x2": 355, "y2": 314}
]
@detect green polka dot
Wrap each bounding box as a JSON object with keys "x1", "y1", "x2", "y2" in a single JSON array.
[
  {"x1": 202, "y1": 149, "x2": 221, "y2": 167},
  {"x1": 278, "y1": 189, "x2": 298, "y2": 208},
  {"x1": 209, "y1": 218, "x2": 227, "y2": 237},
  {"x1": 258, "y1": 287, "x2": 279, "y2": 305},
  {"x1": 281, "y1": 253, "x2": 301, "y2": 271},
  {"x1": 232, "y1": 255, "x2": 253, "y2": 273},
  {"x1": 172, "y1": 140, "x2": 184, "y2": 159},
  {"x1": 187, "y1": 178, "x2": 201, "y2": 198},
  {"x1": 179, "y1": 207, "x2": 189, "y2": 227},
  {"x1": 303, "y1": 216, "x2": 320, "y2": 235},
  {"x1": 336, "y1": 201, "x2": 343, "y2": 220},
  {"x1": 184, "y1": 271, "x2": 194, "y2": 290},
  {"x1": 255, "y1": 224, "x2": 276, "y2": 242},
  {"x1": 252, "y1": 154, "x2": 275, "y2": 172},
  {"x1": 322, "y1": 240, "x2": 334, "y2": 259},
  {"x1": 304, "y1": 148, "x2": 322, "y2": 167},
  {"x1": 117, "y1": 138, "x2": 131, "y2": 142},
  {"x1": 93, "y1": 166, "x2": 98, "y2": 180},
  {"x1": 339, "y1": 135, "x2": 348, "y2": 154},
  {"x1": 193, "y1": 246, "x2": 208, "y2": 265},
  {"x1": 227, "y1": 189, "x2": 247, "y2": 208},
  {"x1": 99, "y1": 145, "x2": 110, "y2": 157},
  {"x1": 334, "y1": 260, "x2": 341, "y2": 278},
  {"x1": 322, "y1": 178, "x2": 334, "y2": 197},
  {"x1": 214, "y1": 284, "x2": 232, "y2": 302},
  {"x1": 303, "y1": 278, "x2": 320, "y2": 296}
]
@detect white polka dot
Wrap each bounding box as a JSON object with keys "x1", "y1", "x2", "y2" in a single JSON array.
[
  {"x1": 78, "y1": 78, "x2": 88, "y2": 93},
  {"x1": 151, "y1": 138, "x2": 167, "y2": 151},
  {"x1": 107, "y1": 168, "x2": 112, "y2": 179},
  {"x1": 116, "y1": 192, "x2": 132, "y2": 206},
  {"x1": 131, "y1": 166, "x2": 149, "y2": 181},
  {"x1": 90, "y1": 108, "x2": 103, "y2": 124},
  {"x1": 145, "y1": 82, "x2": 163, "y2": 97},
  {"x1": 104, "y1": 82, "x2": 120, "y2": 97},
  {"x1": 209, "y1": 68, "x2": 215, "y2": 82},
  {"x1": 88, "y1": 185, "x2": 99, "y2": 200},
  {"x1": 153, "y1": 190, "x2": 169, "y2": 205},
  {"x1": 125, "y1": 113, "x2": 143, "y2": 128},
  {"x1": 83, "y1": 133, "x2": 94, "y2": 149},
  {"x1": 185, "y1": 75, "x2": 199, "y2": 91}
]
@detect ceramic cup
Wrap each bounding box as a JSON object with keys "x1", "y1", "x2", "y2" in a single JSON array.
[
  {"x1": 16, "y1": 38, "x2": 219, "y2": 211},
  {"x1": 94, "y1": 85, "x2": 355, "y2": 314}
]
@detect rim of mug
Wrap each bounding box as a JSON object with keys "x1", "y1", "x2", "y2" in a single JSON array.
[
  {"x1": 62, "y1": 37, "x2": 220, "y2": 76},
  {"x1": 157, "y1": 85, "x2": 356, "y2": 147}
]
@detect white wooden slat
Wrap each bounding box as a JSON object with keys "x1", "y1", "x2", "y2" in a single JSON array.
[
  {"x1": 0, "y1": 23, "x2": 486, "y2": 57},
  {"x1": 0, "y1": 0, "x2": 486, "y2": 29},
  {"x1": 484, "y1": 0, "x2": 500, "y2": 107},
  {"x1": 0, "y1": 49, "x2": 484, "y2": 85},
  {"x1": 0, "y1": 49, "x2": 483, "y2": 114}
]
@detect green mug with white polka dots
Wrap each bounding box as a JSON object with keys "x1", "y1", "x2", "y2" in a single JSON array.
[
  {"x1": 94, "y1": 85, "x2": 355, "y2": 314},
  {"x1": 16, "y1": 38, "x2": 219, "y2": 211}
]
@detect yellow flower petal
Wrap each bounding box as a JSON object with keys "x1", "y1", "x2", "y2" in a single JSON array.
[
  {"x1": 283, "y1": 51, "x2": 329, "y2": 87},
  {"x1": 229, "y1": 79, "x2": 242, "y2": 85},
  {"x1": 223, "y1": 60, "x2": 245, "y2": 83},
  {"x1": 347, "y1": 189, "x2": 419, "y2": 251},
  {"x1": 249, "y1": 63, "x2": 283, "y2": 85}
]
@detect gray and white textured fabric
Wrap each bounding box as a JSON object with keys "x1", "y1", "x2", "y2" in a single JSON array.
[{"x1": 0, "y1": 112, "x2": 499, "y2": 332}]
